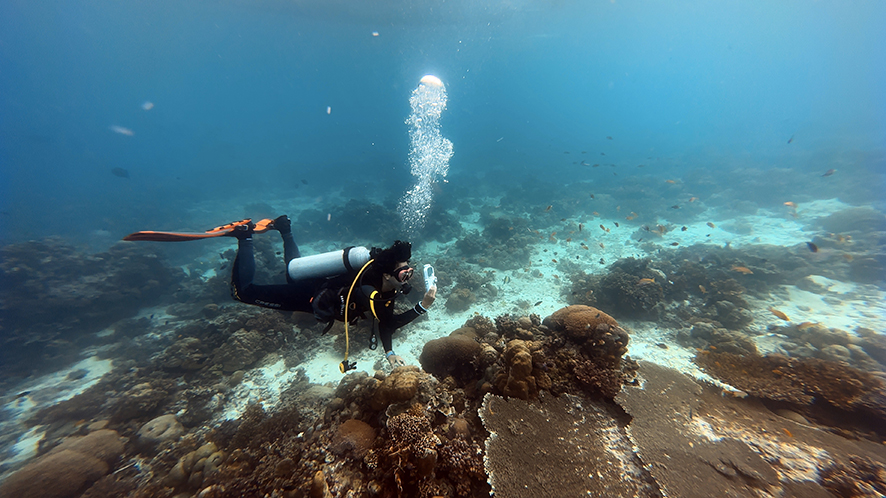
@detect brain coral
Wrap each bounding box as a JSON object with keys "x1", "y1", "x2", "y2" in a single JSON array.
[
  {"x1": 370, "y1": 366, "x2": 421, "y2": 410},
  {"x1": 419, "y1": 334, "x2": 482, "y2": 383},
  {"x1": 333, "y1": 419, "x2": 377, "y2": 458},
  {"x1": 543, "y1": 305, "x2": 630, "y2": 367}
]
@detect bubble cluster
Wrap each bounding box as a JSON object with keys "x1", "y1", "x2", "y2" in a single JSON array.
[{"x1": 399, "y1": 75, "x2": 453, "y2": 238}]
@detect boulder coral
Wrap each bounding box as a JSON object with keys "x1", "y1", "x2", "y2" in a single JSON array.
[
  {"x1": 137, "y1": 413, "x2": 184, "y2": 449},
  {"x1": 0, "y1": 429, "x2": 125, "y2": 498},
  {"x1": 333, "y1": 419, "x2": 377, "y2": 458},
  {"x1": 543, "y1": 305, "x2": 629, "y2": 367},
  {"x1": 493, "y1": 340, "x2": 538, "y2": 400},
  {"x1": 419, "y1": 333, "x2": 482, "y2": 383},
  {"x1": 369, "y1": 366, "x2": 421, "y2": 410}
]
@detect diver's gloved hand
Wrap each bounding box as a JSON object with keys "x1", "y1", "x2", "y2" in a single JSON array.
[
  {"x1": 271, "y1": 215, "x2": 291, "y2": 234},
  {"x1": 387, "y1": 354, "x2": 406, "y2": 368},
  {"x1": 421, "y1": 284, "x2": 437, "y2": 310}
]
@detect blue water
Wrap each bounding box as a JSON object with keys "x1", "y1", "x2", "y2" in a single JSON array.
[{"x1": 1, "y1": 0, "x2": 884, "y2": 245}]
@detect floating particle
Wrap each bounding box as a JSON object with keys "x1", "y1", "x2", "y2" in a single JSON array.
[{"x1": 110, "y1": 125, "x2": 134, "y2": 136}]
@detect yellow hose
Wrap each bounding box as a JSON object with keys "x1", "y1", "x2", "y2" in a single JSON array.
[{"x1": 340, "y1": 258, "x2": 374, "y2": 373}]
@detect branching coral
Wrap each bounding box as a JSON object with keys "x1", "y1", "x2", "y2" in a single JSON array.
[{"x1": 438, "y1": 438, "x2": 485, "y2": 496}]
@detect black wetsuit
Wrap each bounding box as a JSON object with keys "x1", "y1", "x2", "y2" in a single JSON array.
[{"x1": 230, "y1": 230, "x2": 423, "y2": 352}]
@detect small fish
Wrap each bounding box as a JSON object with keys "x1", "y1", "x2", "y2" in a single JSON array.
[
  {"x1": 637, "y1": 278, "x2": 656, "y2": 285},
  {"x1": 806, "y1": 242, "x2": 818, "y2": 253},
  {"x1": 656, "y1": 343, "x2": 668, "y2": 349},
  {"x1": 689, "y1": 197, "x2": 698, "y2": 203},
  {"x1": 551, "y1": 259, "x2": 557, "y2": 263},
  {"x1": 706, "y1": 222, "x2": 716, "y2": 229},
  {"x1": 842, "y1": 253, "x2": 854, "y2": 262},
  {"x1": 111, "y1": 167, "x2": 130, "y2": 178},
  {"x1": 614, "y1": 222, "x2": 619, "y2": 227},
  {"x1": 822, "y1": 169, "x2": 836, "y2": 177},
  {"x1": 606, "y1": 136, "x2": 613, "y2": 140},
  {"x1": 769, "y1": 307, "x2": 790, "y2": 321},
  {"x1": 301, "y1": 179, "x2": 308, "y2": 184},
  {"x1": 533, "y1": 301, "x2": 543, "y2": 306},
  {"x1": 698, "y1": 284, "x2": 707, "y2": 294},
  {"x1": 109, "y1": 125, "x2": 134, "y2": 136},
  {"x1": 590, "y1": 194, "x2": 595, "y2": 199},
  {"x1": 670, "y1": 242, "x2": 679, "y2": 246},
  {"x1": 665, "y1": 179, "x2": 676, "y2": 184},
  {"x1": 15, "y1": 391, "x2": 31, "y2": 399},
  {"x1": 502, "y1": 276, "x2": 511, "y2": 284},
  {"x1": 670, "y1": 205, "x2": 680, "y2": 209},
  {"x1": 545, "y1": 205, "x2": 553, "y2": 212},
  {"x1": 599, "y1": 224, "x2": 606, "y2": 231},
  {"x1": 599, "y1": 242, "x2": 605, "y2": 249},
  {"x1": 782, "y1": 428, "x2": 793, "y2": 437},
  {"x1": 731, "y1": 266, "x2": 753, "y2": 274},
  {"x1": 796, "y1": 321, "x2": 817, "y2": 331},
  {"x1": 141, "y1": 101, "x2": 154, "y2": 111},
  {"x1": 787, "y1": 135, "x2": 794, "y2": 144},
  {"x1": 592, "y1": 163, "x2": 600, "y2": 167},
  {"x1": 592, "y1": 211, "x2": 600, "y2": 216},
  {"x1": 784, "y1": 201, "x2": 797, "y2": 208},
  {"x1": 598, "y1": 258, "x2": 605, "y2": 264},
  {"x1": 681, "y1": 226, "x2": 688, "y2": 231},
  {"x1": 578, "y1": 223, "x2": 583, "y2": 232}
]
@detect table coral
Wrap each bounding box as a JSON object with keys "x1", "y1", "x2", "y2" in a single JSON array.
[{"x1": 695, "y1": 351, "x2": 886, "y2": 419}]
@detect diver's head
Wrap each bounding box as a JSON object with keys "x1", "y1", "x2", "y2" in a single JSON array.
[{"x1": 371, "y1": 240, "x2": 414, "y2": 290}]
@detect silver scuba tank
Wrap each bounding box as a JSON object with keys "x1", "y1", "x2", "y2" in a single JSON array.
[{"x1": 287, "y1": 246, "x2": 371, "y2": 281}]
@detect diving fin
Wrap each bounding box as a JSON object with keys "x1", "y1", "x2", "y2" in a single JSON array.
[{"x1": 123, "y1": 218, "x2": 274, "y2": 242}]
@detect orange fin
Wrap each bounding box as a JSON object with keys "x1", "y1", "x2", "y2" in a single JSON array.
[
  {"x1": 253, "y1": 218, "x2": 274, "y2": 234},
  {"x1": 124, "y1": 218, "x2": 255, "y2": 242},
  {"x1": 123, "y1": 230, "x2": 234, "y2": 242}
]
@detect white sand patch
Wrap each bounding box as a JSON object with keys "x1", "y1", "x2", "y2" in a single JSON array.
[
  {"x1": 0, "y1": 356, "x2": 112, "y2": 466},
  {"x1": 218, "y1": 357, "x2": 305, "y2": 420}
]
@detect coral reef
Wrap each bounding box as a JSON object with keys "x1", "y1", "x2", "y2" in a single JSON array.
[
  {"x1": 444, "y1": 287, "x2": 477, "y2": 312},
  {"x1": 0, "y1": 239, "x2": 183, "y2": 378},
  {"x1": 694, "y1": 350, "x2": 886, "y2": 420},
  {"x1": 676, "y1": 321, "x2": 757, "y2": 355}
]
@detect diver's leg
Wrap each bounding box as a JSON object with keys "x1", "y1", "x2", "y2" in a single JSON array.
[
  {"x1": 230, "y1": 227, "x2": 257, "y2": 299},
  {"x1": 273, "y1": 215, "x2": 301, "y2": 283}
]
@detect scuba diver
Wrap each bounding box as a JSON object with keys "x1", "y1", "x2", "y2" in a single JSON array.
[{"x1": 124, "y1": 216, "x2": 437, "y2": 370}]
